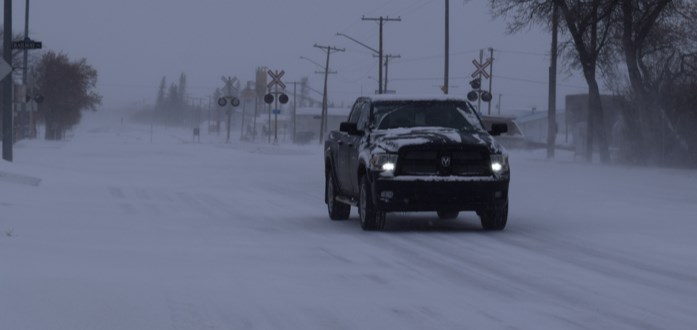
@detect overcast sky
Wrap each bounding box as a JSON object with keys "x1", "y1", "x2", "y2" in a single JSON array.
[{"x1": 17, "y1": 0, "x2": 589, "y2": 114}]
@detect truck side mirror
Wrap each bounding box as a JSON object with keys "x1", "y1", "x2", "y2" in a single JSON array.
[
  {"x1": 340, "y1": 122, "x2": 364, "y2": 136},
  {"x1": 489, "y1": 123, "x2": 508, "y2": 136}
]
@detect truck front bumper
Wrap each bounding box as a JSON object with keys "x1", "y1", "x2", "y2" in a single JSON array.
[{"x1": 369, "y1": 172, "x2": 509, "y2": 212}]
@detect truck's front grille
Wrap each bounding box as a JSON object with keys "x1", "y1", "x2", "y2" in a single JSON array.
[{"x1": 399, "y1": 147, "x2": 491, "y2": 176}]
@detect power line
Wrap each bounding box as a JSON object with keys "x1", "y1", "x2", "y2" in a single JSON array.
[
  {"x1": 495, "y1": 49, "x2": 549, "y2": 57},
  {"x1": 386, "y1": 74, "x2": 586, "y2": 90}
]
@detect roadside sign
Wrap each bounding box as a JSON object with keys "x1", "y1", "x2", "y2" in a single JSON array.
[
  {"x1": 12, "y1": 37, "x2": 42, "y2": 50},
  {"x1": 0, "y1": 58, "x2": 12, "y2": 80},
  {"x1": 267, "y1": 70, "x2": 286, "y2": 90},
  {"x1": 471, "y1": 58, "x2": 491, "y2": 79}
]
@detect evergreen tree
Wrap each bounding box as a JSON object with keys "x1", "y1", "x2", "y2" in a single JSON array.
[
  {"x1": 156, "y1": 76, "x2": 166, "y2": 111},
  {"x1": 178, "y1": 73, "x2": 187, "y2": 104}
]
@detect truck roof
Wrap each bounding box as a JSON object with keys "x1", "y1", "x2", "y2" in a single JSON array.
[{"x1": 365, "y1": 94, "x2": 470, "y2": 103}]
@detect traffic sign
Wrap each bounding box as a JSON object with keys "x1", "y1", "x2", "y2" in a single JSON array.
[
  {"x1": 267, "y1": 70, "x2": 286, "y2": 90},
  {"x1": 0, "y1": 58, "x2": 12, "y2": 80},
  {"x1": 272, "y1": 109, "x2": 281, "y2": 115},
  {"x1": 471, "y1": 58, "x2": 492, "y2": 79},
  {"x1": 12, "y1": 37, "x2": 42, "y2": 50}
]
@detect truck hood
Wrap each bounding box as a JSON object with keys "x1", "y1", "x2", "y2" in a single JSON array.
[{"x1": 370, "y1": 127, "x2": 505, "y2": 154}]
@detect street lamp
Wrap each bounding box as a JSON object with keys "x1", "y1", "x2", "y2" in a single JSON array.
[{"x1": 299, "y1": 56, "x2": 325, "y2": 71}]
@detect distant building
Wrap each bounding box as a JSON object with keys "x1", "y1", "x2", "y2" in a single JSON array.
[{"x1": 294, "y1": 107, "x2": 351, "y2": 144}]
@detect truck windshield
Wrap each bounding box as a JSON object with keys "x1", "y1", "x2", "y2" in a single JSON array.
[{"x1": 372, "y1": 100, "x2": 484, "y2": 131}]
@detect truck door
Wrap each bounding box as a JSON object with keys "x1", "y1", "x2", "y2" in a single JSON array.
[
  {"x1": 337, "y1": 101, "x2": 363, "y2": 195},
  {"x1": 347, "y1": 101, "x2": 371, "y2": 196}
]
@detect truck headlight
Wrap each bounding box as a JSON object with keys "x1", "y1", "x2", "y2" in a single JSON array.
[
  {"x1": 490, "y1": 154, "x2": 509, "y2": 173},
  {"x1": 370, "y1": 154, "x2": 398, "y2": 171}
]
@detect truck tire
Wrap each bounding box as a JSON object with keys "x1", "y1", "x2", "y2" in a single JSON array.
[
  {"x1": 359, "y1": 176, "x2": 386, "y2": 231},
  {"x1": 326, "y1": 172, "x2": 350, "y2": 220},
  {"x1": 479, "y1": 199, "x2": 508, "y2": 231},
  {"x1": 436, "y1": 210, "x2": 459, "y2": 220}
]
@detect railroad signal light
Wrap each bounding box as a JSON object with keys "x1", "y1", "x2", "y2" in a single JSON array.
[
  {"x1": 264, "y1": 93, "x2": 289, "y2": 105},
  {"x1": 469, "y1": 78, "x2": 481, "y2": 90},
  {"x1": 467, "y1": 91, "x2": 479, "y2": 102}
]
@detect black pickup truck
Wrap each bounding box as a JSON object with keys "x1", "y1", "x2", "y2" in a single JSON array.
[{"x1": 324, "y1": 95, "x2": 510, "y2": 231}]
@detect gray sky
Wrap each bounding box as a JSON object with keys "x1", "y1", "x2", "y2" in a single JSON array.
[{"x1": 19, "y1": 0, "x2": 588, "y2": 114}]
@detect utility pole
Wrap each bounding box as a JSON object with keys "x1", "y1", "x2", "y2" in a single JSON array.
[
  {"x1": 380, "y1": 54, "x2": 400, "y2": 93},
  {"x1": 284, "y1": 81, "x2": 300, "y2": 143},
  {"x1": 497, "y1": 94, "x2": 502, "y2": 116},
  {"x1": 3, "y1": 0, "x2": 13, "y2": 161},
  {"x1": 362, "y1": 15, "x2": 401, "y2": 94},
  {"x1": 478, "y1": 49, "x2": 483, "y2": 113},
  {"x1": 488, "y1": 47, "x2": 494, "y2": 115},
  {"x1": 547, "y1": 3, "x2": 559, "y2": 159},
  {"x1": 443, "y1": 0, "x2": 449, "y2": 94},
  {"x1": 21, "y1": 0, "x2": 30, "y2": 138},
  {"x1": 314, "y1": 44, "x2": 344, "y2": 144}
]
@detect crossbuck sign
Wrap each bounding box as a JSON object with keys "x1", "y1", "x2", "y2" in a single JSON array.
[
  {"x1": 471, "y1": 58, "x2": 492, "y2": 79},
  {"x1": 267, "y1": 70, "x2": 286, "y2": 90}
]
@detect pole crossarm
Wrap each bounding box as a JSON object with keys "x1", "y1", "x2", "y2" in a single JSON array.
[
  {"x1": 361, "y1": 16, "x2": 401, "y2": 23},
  {"x1": 313, "y1": 44, "x2": 346, "y2": 54}
]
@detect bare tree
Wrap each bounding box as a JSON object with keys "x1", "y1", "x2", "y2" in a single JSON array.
[
  {"x1": 491, "y1": 0, "x2": 617, "y2": 163},
  {"x1": 615, "y1": 0, "x2": 696, "y2": 165}
]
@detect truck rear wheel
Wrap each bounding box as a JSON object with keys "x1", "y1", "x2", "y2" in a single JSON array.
[
  {"x1": 359, "y1": 176, "x2": 385, "y2": 231},
  {"x1": 479, "y1": 199, "x2": 508, "y2": 231},
  {"x1": 326, "y1": 173, "x2": 350, "y2": 220}
]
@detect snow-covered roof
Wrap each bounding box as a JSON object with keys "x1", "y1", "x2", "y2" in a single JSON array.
[{"x1": 366, "y1": 94, "x2": 470, "y2": 103}]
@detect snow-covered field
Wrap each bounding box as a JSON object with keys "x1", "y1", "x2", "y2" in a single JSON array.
[{"x1": 1, "y1": 110, "x2": 696, "y2": 330}]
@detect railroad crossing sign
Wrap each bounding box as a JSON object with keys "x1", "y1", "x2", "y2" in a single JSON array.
[
  {"x1": 267, "y1": 70, "x2": 286, "y2": 90},
  {"x1": 471, "y1": 58, "x2": 492, "y2": 79}
]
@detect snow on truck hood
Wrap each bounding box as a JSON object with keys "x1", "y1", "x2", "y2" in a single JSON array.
[{"x1": 370, "y1": 127, "x2": 505, "y2": 154}]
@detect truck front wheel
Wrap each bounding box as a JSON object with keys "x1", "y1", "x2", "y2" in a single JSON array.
[
  {"x1": 479, "y1": 199, "x2": 508, "y2": 231},
  {"x1": 359, "y1": 176, "x2": 386, "y2": 231}
]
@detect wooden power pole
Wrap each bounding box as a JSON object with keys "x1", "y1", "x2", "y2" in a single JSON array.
[
  {"x1": 313, "y1": 44, "x2": 344, "y2": 144},
  {"x1": 547, "y1": 3, "x2": 559, "y2": 159}
]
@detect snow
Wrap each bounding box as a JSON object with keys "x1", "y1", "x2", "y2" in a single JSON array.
[{"x1": 1, "y1": 110, "x2": 696, "y2": 330}]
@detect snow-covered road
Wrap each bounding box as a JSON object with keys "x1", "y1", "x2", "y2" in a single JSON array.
[{"x1": 2, "y1": 111, "x2": 696, "y2": 330}]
